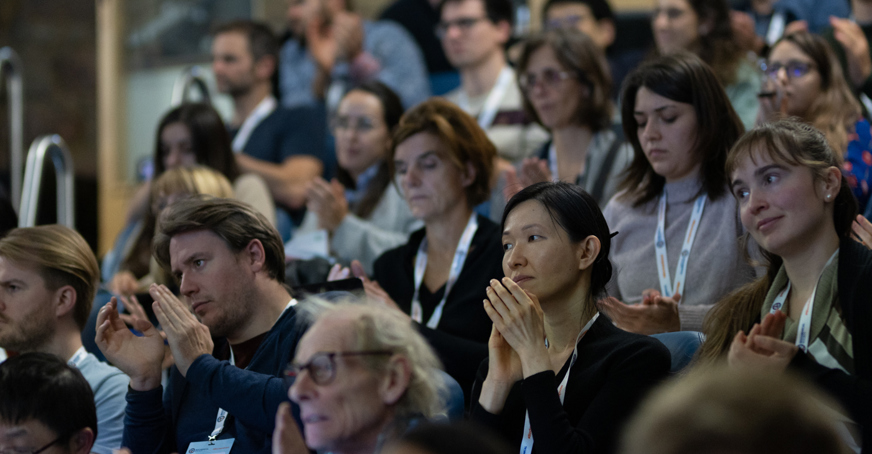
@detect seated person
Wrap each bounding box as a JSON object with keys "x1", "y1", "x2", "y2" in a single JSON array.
[
  {"x1": 96, "y1": 196, "x2": 305, "y2": 454},
  {"x1": 439, "y1": 0, "x2": 548, "y2": 162},
  {"x1": 730, "y1": 0, "x2": 799, "y2": 57},
  {"x1": 212, "y1": 20, "x2": 329, "y2": 213},
  {"x1": 106, "y1": 103, "x2": 275, "y2": 294},
  {"x1": 622, "y1": 365, "x2": 850, "y2": 454},
  {"x1": 699, "y1": 119, "x2": 871, "y2": 450},
  {"x1": 542, "y1": 0, "x2": 642, "y2": 94},
  {"x1": 601, "y1": 53, "x2": 756, "y2": 334},
  {"x1": 0, "y1": 225, "x2": 127, "y2": 453},
  {"x1": 471, "y1": 182, "x2": 671, "y2": 454},
  {"x1": 298, "y1": 82, "x2": 421, "y2": 274},
  {"x1": 507, "y1": 28, "x2": 631, "y2": 207},
  {"x1": 381, "y1": 422, "x2": 514, "y2": 454},
  {"x1": 0, "y1": 353, "x2": 97, "y2": 454},
  {"x1": 651, "y1": 0, "x2": 760, "y2": 129},
  {"x1": 280, "y1": 0, "x2": 430, "y2": 109},
  {"x1": 331, "y1": 98, "x2": 504, "y2": 400},
  {"x1": 273, "y1": 298, "x2": 447, "y2": 454}
]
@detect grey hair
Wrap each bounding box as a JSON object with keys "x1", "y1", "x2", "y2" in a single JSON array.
[{"x1": 295, "y1": 296, "x2": 447, "y2": 420}]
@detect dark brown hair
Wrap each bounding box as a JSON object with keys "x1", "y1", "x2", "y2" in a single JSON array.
[
  {"x1": 153, "y1": 103, "x2": 240, "y2": 181},
  {"x1": 618, "y1": 52, "x2": 743, "y2": 206},
  {"x1": 390, "y1": 98, "x2": 496, "y2": 208},
  {"x1": 516, "y1": 28, "x2": 613, "y2": 132},
  {"x1": 213, "y1": 20, "x2": 279, "y2": 65},
  {"x1": 698, "y1": 119, "x2": 857, "y2": 362}
]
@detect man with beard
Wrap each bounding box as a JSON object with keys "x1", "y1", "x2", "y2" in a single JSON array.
[
  {"x1": 212, "y1": 20, "x2": 329, "y2": 215},
  {"x1": 96, "y1": 196, "x2": 308, "y2": 454},
  {"x1": 0, "y1": 225, "x2": 126, "y2": 453}
]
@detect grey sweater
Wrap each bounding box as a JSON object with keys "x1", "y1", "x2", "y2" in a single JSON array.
[{"x1": 603, "y1": 176, "x2": 757, "y2": 331}]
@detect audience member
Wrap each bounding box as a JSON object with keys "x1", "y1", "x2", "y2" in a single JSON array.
[
  {"x1": 380, "y1": 0, "x2": 457, "y2": 89},
  {"x1": 730, "y1": 0, "x2": 799, "y2": 57},
  {"x1": 381, "y1": 422, "x2": 512, "y2": 454},
  {"x1": 471, "y1": 181, "x2": 671, "y2": 454},
  {"x1": 107, "y1": 166, "x2": 236, "y2": 296},
  {"x1": 508, "y1": 28, "x2": 631, "y2": 207},
  {"x1": 620, "y1": 365, "x2": 851, "y2": 454},
  {"x1": 774, "y1": 0, "x2": 850, "y2": 34},
  {"x1": 823, "y1": 0, "x2": 872, "y2": 109},
  {"x1": 298, "y1": 82, "x2": 421, "y2": 274},
  {"x1": 758, "y1": 31, "x2": 872, "y2": 210},
  {"x1": 0, "y1": 353, "x2": 97, "y2": 454},
  {"x1": 212, "y1": 20, "x2": 329, "y2": 213},
  {"x1": 601, "y1": 53, "x2": 756, "y2": 334},
  {"x1": 440, "y1": 0, "x2": 548, "y2": 162},
  {"x1": 699, "y1": 119, "x2": 870, "y2": 451},
  {"x1": 330, "y1": 98, "x2": 503, "y2": 399},
  {"x1": 0, "y1": 225, "x2": 126, "y2": 453},
  {"x1": 280, "y1": 0, "x2": 430, "y2": 110},
  {"x1": 542, "y1": 0, "x2": 642, "y2": 94},
  {"x1": 652, "y1": 0, "x2": 760, "y2": 129},
  {"x1": 273, "y1": 298, "x2": 446, "y2": 454},
  {"x1": 96, "y1": 196, "x2": 305, "y2": 454}
]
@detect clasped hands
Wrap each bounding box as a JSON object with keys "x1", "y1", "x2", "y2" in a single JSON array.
[
  {"x1": 598, "y1": 289, "x2": 680, "y2": 334},
  {"x1": 96, "y1": 283, "x2": 214, "y2": 391},
  {"x1": 728, "y1": 310, "x2": 799, "y2": 371}
]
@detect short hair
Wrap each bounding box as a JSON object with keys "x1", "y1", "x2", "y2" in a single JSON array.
[
  {"x1": 542, "y1": 0, "x2": 615, "y2": 22},
  {"x1": 153, "y1": 103, "x2": 240, "y2": 181},
  {"x1": 153, "y1": 195, "x2": 285, "y2": 282},
  {"x1": 620, "y1": 365, "x2": 850, "y2": 454},
  {"x1": 516, "y1": 28, "x2": 613, "y2": 132},
  {"x1": 296, "y1": 297, "x2": 447, "y2": 420},
  {"x1": 0, "y1": 353, "x2": 97, "y2": 444},
  {"x1": 439, "y1": 0, "x2": 514, "y2": 26},
  {"x1": 390, "y1": 98, "x2": 496, "y2": 207},
  {"x1": 502, "y1": 182, "x2": 612, "y2": 298},
  {"x1": 618, "y1": 52, "x2": 743, "y2": 206},
  {"x1": 0, "y1": 225, "x2": 99, "y2": 329},
  {"x1": 151, "y1": 165, "x2": 235, "y2": 204},
  {"x1": 213, "y1": 20, "x2": 279, "y2": 65}
]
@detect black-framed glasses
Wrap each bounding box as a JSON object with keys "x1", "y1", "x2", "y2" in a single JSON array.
[
  {"x1": 0, "y1": 435, "x2": 64, "y2": 454},
  {"x1": 761, "y1": 60, "x2": 816, "y2": 80},
  {"x1": 518, "y1": 68, "x2": 575, "y2": 93},
  {"x1": 284, "y1": 350, "x2": 393, "y2": 386},
  {"x1": 435, "y1": 17, "x2": 488, "y2": 39}
]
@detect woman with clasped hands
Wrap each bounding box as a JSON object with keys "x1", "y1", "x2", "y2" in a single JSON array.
[{"x1": 470, "y1": 182, "x2": 671, "y2": 454}]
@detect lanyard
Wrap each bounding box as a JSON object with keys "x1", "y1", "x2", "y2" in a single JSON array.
[
  {"x1": 68, "y1": 346, "x2": 88, "y2": 368},
  {"x1": 458, "y1": 67, "x2": 513, "y2": 130},
  {"x1": 217, "y1": 298, "x2": 296, "y2": 442},
  {"x1": 769, "y1": 251, "x2": 838, "y2": 352},
  {"x1": 519, "y1": 313, "x2": 600, "y2": 454},
  {"x1": 765, "y1": 10, "x2": 786, "y2": 46},
  {"x1": 655, "y1": 193, "x2": 706, "y2": 298},
  {"x1": 411, "y1": 214, "x2": 478, "y2": 328},
  {"x1": 547, "y1": 143, "x2": 560, "y2": 183},
  {"x1": 231, "y1": 95, "x2": 277, "y2": 153}
]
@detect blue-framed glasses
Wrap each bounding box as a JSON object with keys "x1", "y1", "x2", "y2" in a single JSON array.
[{"x1": 761, "y1": 60, "x2": 816, "y2": 80}]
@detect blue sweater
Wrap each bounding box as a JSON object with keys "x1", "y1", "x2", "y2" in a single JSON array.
[{"x1": 123, "y1": 307, "x2": 305, "y2": 454}]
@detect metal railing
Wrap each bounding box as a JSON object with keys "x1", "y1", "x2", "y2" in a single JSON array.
[
  {"x1": 171, "y1": 65, "x2": 211, "y2": 106},
  {"x1": 19, "y1": 134, "x2": 75, "y2": 228},
  {"x1": 0, "y1": 47, "x2": 24, "y2": 210}
]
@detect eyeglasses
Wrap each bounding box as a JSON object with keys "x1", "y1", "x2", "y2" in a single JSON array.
[
  {"x1": 332, "y1": 115, "x2": 381, "y2": 133},
  {"x1": 761, "y1": 60, "x2": 816, "y2": 80},
  {"x1": 518, "y1": 68, "x2": 575, "y2": 93},
  {"x1": 435, "y1": 17, "x2": 488, "y2": 39},
  {"x1": 284, "y1": 350, "x2": 393, "y2": 386},
  {"x1": 0, "y1": 435, "x2": 63, "y2": 454}
]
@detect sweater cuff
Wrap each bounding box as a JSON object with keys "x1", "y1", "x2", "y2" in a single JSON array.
[
  {"x1": 124, "y1": 385, "x2": 165, "y2": 424},
  {"x1": 678, "y1": 304, "x2": 712, "y2": 332}
]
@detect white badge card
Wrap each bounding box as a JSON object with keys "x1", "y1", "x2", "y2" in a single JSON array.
[{"x1": 186, "y1": 439, "x2": 235, "y2": 453}]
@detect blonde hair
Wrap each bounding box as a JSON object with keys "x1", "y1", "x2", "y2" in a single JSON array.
[
  {"x1": 621, "y1": 365, "x2": 850, "y2": 454},
  {"x1": 151, "y1": 165, "x2": 235, "y2": 203},
  {"x1": 0, "y1": 225, "x2": 99, "y2": 329},
  {"x1": 296, "y1": 297, "x2": 447, "y2": 420}
]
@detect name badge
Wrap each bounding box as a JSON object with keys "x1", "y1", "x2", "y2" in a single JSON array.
[{"x1": 185, "y1": 439, "x2": 235, "y2": 453}]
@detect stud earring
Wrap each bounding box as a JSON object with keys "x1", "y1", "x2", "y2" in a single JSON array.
[{"x1": 826, "y1": 194, "x2": 832, "y2": 200}]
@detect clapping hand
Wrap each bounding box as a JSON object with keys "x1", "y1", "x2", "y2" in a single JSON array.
[
  {"x1": 306, "y1": 177, "x2": 348, "y2": 232},
  {"x1": 598, "y1": 289, "x2": 680, "y2": 334},
  {"x1": 96, "y1": 297, "x2": 165, "y2": 391},
  {"x1": 728, "y1": 311, "x2": 797, "y2": 371},
  {"x1": 149, "y1": 284, "x2": 214, "y2": 377}
]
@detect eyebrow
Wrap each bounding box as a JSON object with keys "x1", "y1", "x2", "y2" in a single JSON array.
[
  {"x1": 0, "y1": 278, "x2": 27, "y2": 287},
  {"x1": 502, "y1": 223, "x2": 545, "y2": 236},
  {"x1": 395, "y1": 150, "x2": 439, "y2": 165},
  {"x1": 172, "y1": 252, "x2": 207, "y2": 275},
  {"x1": 634, "y1": 105, "x2": 675, "y2": 116},
  {"x1": 730, "y1": 164, "x2": 786, "y2": 189}
]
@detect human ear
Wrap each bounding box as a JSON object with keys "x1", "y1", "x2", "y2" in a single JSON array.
[
  {"x1": 379, "y1": 354, "x2": 412, "y2": 406},
  {"x1": 255, "y1": 55, "x2": 277, "y2": 81},
  {"x1": 461, "y1": 161, "x2": 477, "y2": 188},
  {"x1": 244, "y1": 239, "x2": 267, "y2": 273},
  {"x1": 54, "y1": 285, "x2": 78, "y2": 319},
  {"x1": 597, "y1": 19, "x2": 616, "y2": 48},
  {"x1": 495, "y1": 20, "x2": 512, "y2": 45},
  {"x1": 576, "y1": 235, "x2": 602, "y2": 271},
  {"x1": 69, "y1": 427, "x2": 96, "y2": 454},
  {"x1": 820, "y1": 166, "x2": 842, "y2": 201}
]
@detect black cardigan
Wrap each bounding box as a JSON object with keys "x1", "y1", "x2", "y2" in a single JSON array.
[
  {"x1": 372, "y1": 214, "x2": 504, "y2": 399},
  {"x1": 788, "y1": 238, "x2": 872, "y2": 453},
  {"x1": 469, "y1": 316, "x2": 671, "y2": 454}
]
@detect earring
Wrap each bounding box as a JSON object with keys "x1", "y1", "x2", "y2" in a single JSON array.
[{"x1": 826, "y1": 194, "x2": 832, "y2": 200}]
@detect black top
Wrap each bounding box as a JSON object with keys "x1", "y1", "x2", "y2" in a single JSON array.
[
  {"x1": 373, "y1": 214, "x2": 504, "y2": 399},
  {"x1": 380, "y1": 0, "x2": 454, "y2": 74},
  {"x1": 470, "y1": 316, "x2": 671, "y2": 454}
]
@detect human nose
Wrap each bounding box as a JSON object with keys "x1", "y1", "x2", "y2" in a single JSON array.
[
  {"x1": 639, "y1": 120, "x2": 660, "y2": 144},
  {"x1": 504, "y1": 243, "x2": 527, "y2": 270},
  {"x1": 289, "y1": 367, "x2": 316, "y2": 403},
  {"x1": 652, "y1": 11, "x2": 668, "y2": 30},
  {"x1": 747, "y1": 188, "x2": 767, "y2": 215},
  {"x1": 165, "y1": 148, "x2": 182, "y2": 169},
  {"x1": 178, "y1": 274, "x2": 197, "y2": 298},
  {"x1": 401, "y1": 164, "x2": 421, "y2": 189}
]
